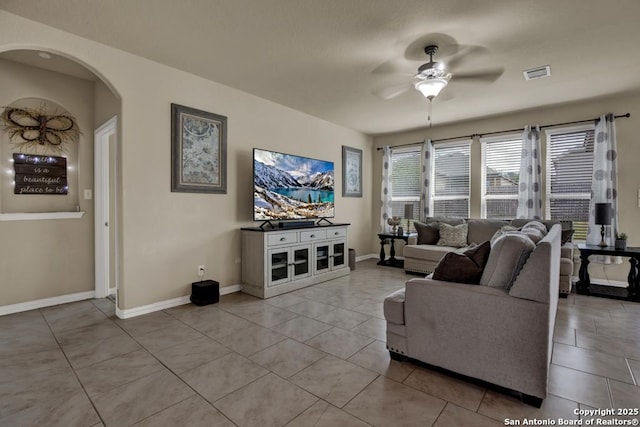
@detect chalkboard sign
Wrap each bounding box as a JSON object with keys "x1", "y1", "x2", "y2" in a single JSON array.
[{"x1": 13, "y1": 153, "x2": 68, "y2": 195}]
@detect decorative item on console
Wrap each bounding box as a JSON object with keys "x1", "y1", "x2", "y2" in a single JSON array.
[
  {"x1": 387, "y1": 216, "x2": 401, "y2": 234},
  {"x1": 594, "y1": 203, "x2": 612, "y2": 247},
  {"x1": 615, "y1": 232, "x2": 627, "y2": 250},
  {"x1": 404, "y1": 203, "x2": 414, "y2": 233}
]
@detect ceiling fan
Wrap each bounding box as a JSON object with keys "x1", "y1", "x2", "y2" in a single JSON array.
[{"x1": 373, "y1": 42, "x2": 504, "y2": 101}]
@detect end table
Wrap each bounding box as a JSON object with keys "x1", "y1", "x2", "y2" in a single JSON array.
[
  {"x1": 576, "y1": 244, "x2": 639, "y2": 301},
  {"x1": 377, "y1": 233, "x2": 409, "y2": 268}
]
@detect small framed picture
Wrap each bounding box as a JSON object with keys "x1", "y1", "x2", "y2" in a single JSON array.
[
  {"x1": 342, "y1": 145, "x2": 362, "y2": 197},
  {"x1": 171, "y1": 103, "x2": 227, "y2": 193}
]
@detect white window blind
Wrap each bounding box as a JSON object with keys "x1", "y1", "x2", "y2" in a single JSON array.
[
  {"x1": 432, "y1": 141, "x2": 470, "y2": 218},
  {"x1": 545, "y1": 125, "x2": 595, "y2": 240},
  {"x1": 480, "y1": 134, "x2": 521, "y2": 219},
  {"x1": 390, "y1": 146, "x2": 421, "y2": 222}
]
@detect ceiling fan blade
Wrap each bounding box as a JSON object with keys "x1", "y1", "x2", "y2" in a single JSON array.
[
  {"x1": 372, "y1": 83, "x2": 412, "y2": 100},
  {"x1": 446, "y1": 45, "x2": 490, "y2": 70},
  {"x1": 452, "y1": 67, "x2": 504, "y2": 83},
  {"x1": 372, "y1": 58, "x2": 417, "y2": 76}
]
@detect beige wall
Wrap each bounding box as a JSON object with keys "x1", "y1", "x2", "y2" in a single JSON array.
[
  {"x1": 0, "y1": 58, "x2": 95, "y2": 305},
  {"x1": 0, "y1": 11, "x2": 373, "y2": 310},
  {"x1": 373, "y1": 90, "x2": 640, "y2": 283}
]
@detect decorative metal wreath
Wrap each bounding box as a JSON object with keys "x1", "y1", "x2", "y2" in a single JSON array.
[{"x1": 1, "y1": 105, "x2": 80, "y2": 152}]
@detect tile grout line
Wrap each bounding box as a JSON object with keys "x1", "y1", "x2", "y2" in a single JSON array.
[
  {"x1": 112, "y1": 307, "x2": 241, "y2": 425},
  {"x1": 37, "y1": 307, "x2": 107, "y2": 426}
]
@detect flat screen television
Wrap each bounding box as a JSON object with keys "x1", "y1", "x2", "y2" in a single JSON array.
[{"x1": 253, "y1": 148, "x2": 334, "y2": 221}]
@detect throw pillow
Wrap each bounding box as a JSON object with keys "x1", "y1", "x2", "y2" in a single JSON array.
[
  {"x1": 522, "y1": 220, "x2": 548, "y2": 236},
  {"x1": 490, "y1": 225, "x2": 519, "y2": 246},
  {"x1": 433, "y1": 241, "x2": 491, "y2": 284},
  {"x1": 480, "y1": 233, "x2": 536, "y2": 290},
  {"x1": 437, "y1": 223, "x2": 468, "y2": 248},
  {"x1": 414, "y1": 221, "x2": 440, "y2": 245},
  {"x1": 517, "y1": 228, "x2": 545, "y2": 244}
]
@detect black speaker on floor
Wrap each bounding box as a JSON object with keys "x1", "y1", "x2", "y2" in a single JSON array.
[{"x1": 190, "y1": 280, "x2": 219, "y2": 306}]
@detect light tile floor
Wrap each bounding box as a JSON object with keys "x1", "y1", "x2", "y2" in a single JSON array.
[{"x1": 1, "y1": 259, "x2": 640, "y2": 426}]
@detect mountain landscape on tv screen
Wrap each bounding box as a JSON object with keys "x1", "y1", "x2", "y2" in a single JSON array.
[{"x1": 254, "y1": 150, "x2": 334, "y2": 220}]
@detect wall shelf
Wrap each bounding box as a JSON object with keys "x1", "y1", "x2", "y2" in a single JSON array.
[{"x1": 0, "y1": 212, "x2": 85, "y2": 221}]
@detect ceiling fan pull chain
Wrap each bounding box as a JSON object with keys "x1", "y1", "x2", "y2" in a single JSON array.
[{"x1": 428, "y1": 99, "x2": 433, "y2": 128}]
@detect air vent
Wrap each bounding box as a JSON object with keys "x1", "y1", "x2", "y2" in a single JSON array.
[{"x1": 523, "y1": 65, "x2": 551, "y2": 80}]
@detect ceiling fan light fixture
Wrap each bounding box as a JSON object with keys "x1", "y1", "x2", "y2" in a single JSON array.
[{"x1": 414, "y1": 77, "x2": 448, "y2": 100}]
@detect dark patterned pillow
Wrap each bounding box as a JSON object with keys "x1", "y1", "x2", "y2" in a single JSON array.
[
  {"x1": 432, "y1": 241, "x2": 491, "y2": 284},
  {"x1": 414, "y1": 221, "x2": 440, "y2": 245}
]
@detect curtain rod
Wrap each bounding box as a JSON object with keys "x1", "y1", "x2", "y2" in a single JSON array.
[{"x1": 376, "y1": 112, "x2": 630, "y2": 151}]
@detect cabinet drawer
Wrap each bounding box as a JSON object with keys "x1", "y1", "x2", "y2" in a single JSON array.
[
  {"x1": 267, "y1": 232, "x2": 298, "y2": 246},
  {"x1": 327, "y1": 228, "x2": 347, "y2": 239},
  {"x1": 300, "y1": 229, "x2": 327, "y2": 242}
]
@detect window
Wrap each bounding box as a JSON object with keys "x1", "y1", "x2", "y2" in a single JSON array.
[
  {"x1": 431, "y1": 141, "x2": 470, "y2": 218},
  {"x1": 390, "y1": 146, "x2": 421, "y2": 228},
  {"x1": 545, "y1": 125, "x2": 595, "y2": 240},
  {"x1": 480, "y1": 134, "x2": 522, "y2": 219}
]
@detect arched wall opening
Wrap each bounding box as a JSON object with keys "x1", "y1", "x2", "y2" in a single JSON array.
[{"x1": 0, "y1": 47, "x2": 123, "y2": 314}]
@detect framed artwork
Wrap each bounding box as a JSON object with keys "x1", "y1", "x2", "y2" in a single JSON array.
[
  {"x1": 342, "y1": 145, "x2": 362, "y2": 197},
  {"x1": 171, "y1": 103, "x2": 227, "y2": 193}
]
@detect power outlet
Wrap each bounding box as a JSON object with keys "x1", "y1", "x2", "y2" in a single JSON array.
[{"x1": 198, "y1": 265, "x2": 205, "y2": 276}]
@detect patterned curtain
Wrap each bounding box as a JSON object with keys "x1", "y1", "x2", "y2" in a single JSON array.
[
  {"x1": 587, "y1": 114, "x2": 620, "y2": 263},
  {"x1": 380, "y1": 145, "x2": 392, "y2": 233},
  {"x1": 420, "y1": 139, "x2": 433, "y2": 221},
  {"x1": 516, "y1": 125, "x2": 542, "y2": 219}
]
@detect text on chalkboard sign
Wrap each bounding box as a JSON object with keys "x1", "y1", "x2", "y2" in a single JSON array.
[{"x1": 13, "y1": 153, "x2": 68, "y2": 195}]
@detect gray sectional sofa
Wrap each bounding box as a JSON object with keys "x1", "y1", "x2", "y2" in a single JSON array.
[
  {"x1": 384, "y1": 223, "x2": 562, "y2": 407},
  {"x1": 403, "y1": 218, "x2": 574, "y2": 296}
]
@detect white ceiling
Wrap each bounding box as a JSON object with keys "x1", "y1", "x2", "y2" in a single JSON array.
[{"x1": 2, "y1": 0, "x2": 640, "y2": 135}]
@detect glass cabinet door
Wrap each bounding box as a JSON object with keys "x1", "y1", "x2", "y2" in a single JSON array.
[
  {"x1": 293, "y1": 247, "x2": 310, "y2": 278},
  {"x1": 269, "y1": 250, "x2": 289, "y2": 284},
  {"x1": 315, "y1": 244, "x2": 330, "y2": 273},
  {"x1": 332, "y1": 242, "x2": 345, "y2": 268}
]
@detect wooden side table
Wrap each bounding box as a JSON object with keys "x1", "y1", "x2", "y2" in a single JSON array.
[
  {"x1": 377, "y1": 233, "x2": 409, "y2": 268},
  {"x1": 576, "y1": 244, "x2": 640, "y2": 301}
]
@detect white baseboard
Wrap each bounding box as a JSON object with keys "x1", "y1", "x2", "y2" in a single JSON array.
[
  {"x1": 356, "y1": 253, "x2": 378, "y2": 262},
  {"x1": 0, "y1": 284, "x2": 243, "y2": 319},
  {"x1": 116, "y1": 295, "x2": 191, "y2": 319},
  {"x1": 115, "y1": 284, "x2": 242, "y2": 319},
  {"x1": 0, "y1": 291, "x2": 95, "y2": 316},
  {"x1": 221, "y1": 284, "x2": 242, "y2": 295}
]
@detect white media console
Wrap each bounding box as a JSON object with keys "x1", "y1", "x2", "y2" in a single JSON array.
[{"x1": 241, "y1": 224, "x2": 350, "y2": 298}]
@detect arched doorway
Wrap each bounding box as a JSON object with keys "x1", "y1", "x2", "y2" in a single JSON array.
[{"x1": 0, "y1": 48, "x2": 122, "y2": 314}]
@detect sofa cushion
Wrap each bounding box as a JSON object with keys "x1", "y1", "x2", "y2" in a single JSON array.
[
  {"x1": 560, "y1": 243, "x2": 573, "y2": 260},
  {"x1": 426, "y1": 217, "x2": 465, "y2": 226},
  {"x1": 403, "y1": 244, "x2": 458, "y2": 262},
  {"x1": 467, "y1": 219, "x2": 509, "y2": 245},
  {"x1": 432, "y1": 241, "x2": 491, "y2": 284},
  {"x1": 480, "y1": 234, "x2": 536, "y2": 290},
  {"x1": 437, "y1": 223, "x2": 468, "y2": 248},
  {"x1": 414, "y1": 221, "x2": 440, "y2": 244},
  {"x1": 384, "y1": 289, "x2": 406, "y2": 325},
  {"x1": 560, "y1": 257, "x2": 573, "y2": 276}
]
